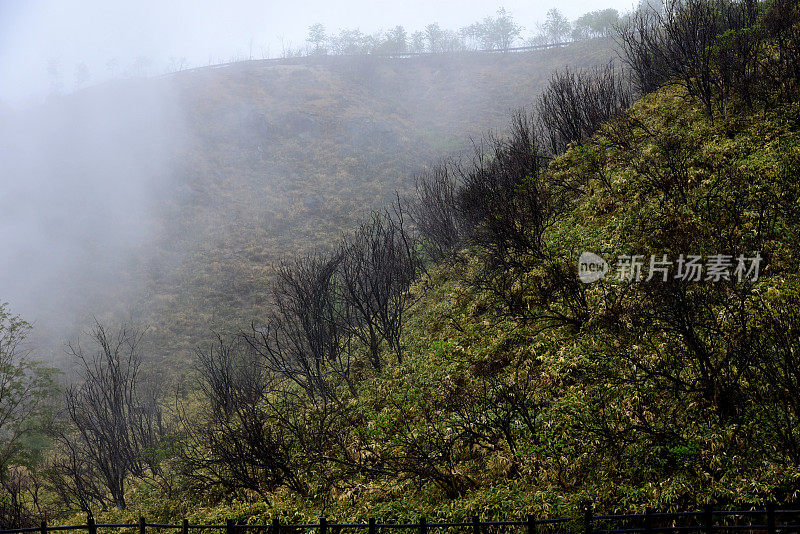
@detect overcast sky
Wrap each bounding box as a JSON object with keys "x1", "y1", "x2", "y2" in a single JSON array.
[{"x1": 0, "y1": 0, "x2": 635, "y2": 107}]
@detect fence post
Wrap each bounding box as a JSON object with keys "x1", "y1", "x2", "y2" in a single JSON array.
[
  {"x1": 644, "y1": 508, "x2": 653, "y2": 534},
  {"x1": 369, "y1": 518, "x2": 376, "y2": 534},
  {"x1": 226, "y1": 519, "x2": 235, "y2": 534},
  {"x1": 472, "y1": 516, "x2": 480, "y2": 534},
  {"x1": 87, "y1": 514, "x2": 96, "y2": 534},
  {"x1": 419, "y1": 516, "x2": 427, "y2": 534},
  {"x1": 767, "y1": 503, "x2": 776, "y2": 534},
  {"x1": 527, "y1": 514, "x2": 536, "y2": 534},
  {"x1": 40, "y1": 519, "x2": 47, "y2": 534},
  {"x1": 139, "y1": 516, "x2": 146, "y2": 534},
  {"x1": 320, "y1": 517, "x2": 328, "y2": 534},
  {"x1": 183, "y1": 519, "x2": 189, "y2": 534},
  {"x1": 584, "y1": 504, "x2": 593, "y2": 534},
  {"x1": 272, "y1": 518, "x2": 280, "y2": 534},
  {"x1": 704, "y1": 506, "x2": 714, "y2": 534}
]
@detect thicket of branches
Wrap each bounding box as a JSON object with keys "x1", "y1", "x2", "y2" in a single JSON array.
[
  {"x1": 244, "y1": 253, "x2": 353, "y2": 402},
  {"x1": 406, "y1": 60, "x2": 632, "y2": 331},
  {"x1": 180, "y1": 335, "x2": 307, "y2": 498},
  {"x1": 183, "y1": 210, "x2": 421, "y2": 498},
  {"x1": 538, "y1": 64, "x2": 633, "y2": 154},
  {"x1": 168, "y1": 57, "x2": 637, "y2": 500},
  {"x1": 617, "y1": 0, "x2": 800, "y2": 117}
]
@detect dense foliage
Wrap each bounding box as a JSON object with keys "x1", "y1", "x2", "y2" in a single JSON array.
[{"x1": 0, "y1": 305, "x2": 56, "y2": 526}]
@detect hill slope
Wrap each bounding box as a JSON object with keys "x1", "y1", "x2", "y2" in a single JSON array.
[
  {"x1": 87, "y1": 64, "x2": 800, "y2": 525},
  {"x1": 145, "y1": 40, "x2": 620, "y2": 368},
  {"x1": 13, "y1": 0, "x2": 800, "y2": 524},
  {"x1": 0, "y1": 39, "x2": 617, "y2": 369}
]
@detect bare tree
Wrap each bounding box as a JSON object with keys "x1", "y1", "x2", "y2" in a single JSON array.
[
  {"x1": 53, "y1": 323, "x2": 164, "y2": 510},
  {"x1": 0, "y1": 466, "x2": 47, "y2": 528},
  {"x1": 456, "y1": 111, "x2": 554, "y2": 266},
  {"x1": 537, "y1": 64, "x2": 633, "y2": 154},
  {"x1": 45, "y1": 435, "x2": 108, "y2": 513},
  {"x1": 615, "y1": 7, "x2": 671, "y2": 95},
  {"x1": 617, "y1": 0, "x2": 761, "y2": 117},
  {"x1": 455, "y1": 112, "x2": 590, "y2": 328},
  {"x1": 408, "y1": 162, "x2": 465, "y2": 262},
  {"x1": 761, "y1": 0, "x2": 800, "y2": 103},
  {"x1": 338, "y1": 210, "x2": 419, "y2": 369},
  {"x1": 244, "y1": 253, "x2": 355, "y2": 402},
  {"x1": 180, "y1": 335, "x2": 306, "y2": 498}
]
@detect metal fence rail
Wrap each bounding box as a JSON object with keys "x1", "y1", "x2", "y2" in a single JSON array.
[
  {"x1": 3, "y1": 507, "x2": 799, "y2": 534},
  {"x1": 158, "y1": 41, "x2": 574, "y2": 77}
]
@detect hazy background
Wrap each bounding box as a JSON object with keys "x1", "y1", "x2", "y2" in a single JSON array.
[
  {"x1": 0, "y1": 0, "x2": 625, "y2": 366},
  {"x1": 0, "y1": 0, "x2": 635, "y2": 107},
  {"x1": 0, "y1": 76, "x2": 185, "y2": 364}
]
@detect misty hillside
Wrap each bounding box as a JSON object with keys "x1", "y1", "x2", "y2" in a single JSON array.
[
  {"x1": 2, "y1": 0, "x2": 800, "y2": 527},
  {"x1": 0, "y1": 39, "x2": 615, "y2": 370},
  {"x1": 40, "y1": 0, "x2": 800, "y2": 521}
]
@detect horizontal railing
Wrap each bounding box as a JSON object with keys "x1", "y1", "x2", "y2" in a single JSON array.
[
  {"x1": 3, "y1": 506, "x2": 800, "y2": 534},
  {"x1": 159, "y1": 41, "x2": 575, "y2": 77}
]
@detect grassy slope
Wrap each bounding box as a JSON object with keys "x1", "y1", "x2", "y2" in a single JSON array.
[
  {"x1": 5, "y1": 40, "x2": 625, "y2": 522},
  {"x1": 92, "y1": 79, "x2": 800, "y2": 525},
  {"x1": 391, "y1": 89, "x2": 800, "y2": 513},
  {"x1": 126, "y1": 39, "x2": 618, "y2": 372}
]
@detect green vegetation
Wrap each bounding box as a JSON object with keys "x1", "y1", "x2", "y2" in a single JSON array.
[
  {"x1": 0, "y1": 304, "x2": 57, "y2": 526},
  {"x1": 86, "y1": 84, "x2": 800, "y2": 524}
]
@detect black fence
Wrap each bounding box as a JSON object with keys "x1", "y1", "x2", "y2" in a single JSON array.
[
  {"x1": 159, "y1": 41, "x2": 573, "y2": 77},
  {"x1": 3, "y1": 507, "x2": 800, "y2": 534}
]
